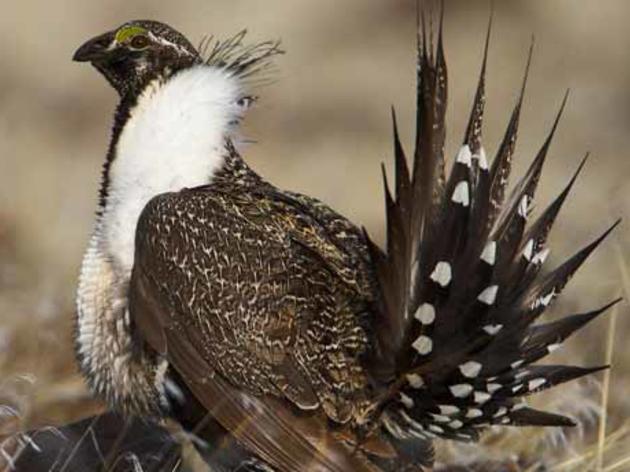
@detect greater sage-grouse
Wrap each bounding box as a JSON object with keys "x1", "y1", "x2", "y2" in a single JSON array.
[{"x1": 73, "y1": 15, "x2": 618, "y2": 472}]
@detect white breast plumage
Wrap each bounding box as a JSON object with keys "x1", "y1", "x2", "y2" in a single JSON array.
[
  {"x1": 76, "y1": 64, "x2": 244, "y2": 413},
  {"x1": 103, "y1": 65, "x2": 242, "y2": 274}
]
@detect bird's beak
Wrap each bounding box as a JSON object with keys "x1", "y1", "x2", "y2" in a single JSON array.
[{"x1": 73, "y1": 31, "x2": 116, "y2": 63}]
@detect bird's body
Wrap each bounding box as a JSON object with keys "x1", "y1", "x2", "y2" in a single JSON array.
[
  {"x1": 76, "y1": 61, "x2": 377, "y2": 426},
  {"x1": 73, "y1": 16, "x2": 617, "y2": 471}
]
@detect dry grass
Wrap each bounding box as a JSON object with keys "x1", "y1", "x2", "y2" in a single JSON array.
[{"x1": 0, "y1": 0, "x2": 629, "y2": 470}]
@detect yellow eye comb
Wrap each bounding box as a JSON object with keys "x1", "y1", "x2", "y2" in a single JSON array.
[{"x1": 115, "y1": 25, "x2": 147, "y2": 43}]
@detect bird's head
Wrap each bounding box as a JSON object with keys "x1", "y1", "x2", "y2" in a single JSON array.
[{"x1": 73, "y1": 20, "x2": 200, "y2": 96}]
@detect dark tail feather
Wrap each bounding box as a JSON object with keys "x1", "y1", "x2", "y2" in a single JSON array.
[
  {"x1": 365, "y1": 11, "x2": 617, "y2": 446},
  {"x1": 521, "y1": 219, "x2": 620, "y2": 319},
  {"x1": 509, "y1": 152, "x2": 588, "y2": 296},
  {"x1": 485, "y1": 39, "x2": 534, "y2": 233},
  {"x1": 509, "y1": 407, "x2": 577, "y2": 427},
  {"x1": 492, "y1": 91, "x2": 569, "y2": 275},
  {"x1": 463, "y1": 9, "x2": 491, "y2": 152},
  {"x1": 519, "y1": 299, "x2": 622, "y2": 365}
]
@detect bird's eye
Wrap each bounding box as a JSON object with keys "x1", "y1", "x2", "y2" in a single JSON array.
[{"x1": 129, "y1": 34, "x2": 150, "y2": 49}]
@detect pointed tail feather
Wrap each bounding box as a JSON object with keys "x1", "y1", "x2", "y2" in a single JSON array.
[{"x1": 365, "y1": 11, "x2": 617, "y2": 446}]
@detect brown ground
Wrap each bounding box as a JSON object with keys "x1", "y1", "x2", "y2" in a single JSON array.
[{"x1": 0, "y1": 0, "x2": 629, "y2": 470}]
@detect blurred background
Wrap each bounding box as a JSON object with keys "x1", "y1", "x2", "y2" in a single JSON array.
[{"x1": 0, "y1": 0, "x2": 629, "y2": 469}]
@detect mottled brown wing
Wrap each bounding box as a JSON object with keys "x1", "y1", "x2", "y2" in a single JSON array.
[
  {"x1": 132, "y1": 266, "x2": 374, "y2": 472},
  {"x1": 129, "y1": 186, "x2": 378, "y2": 471}
]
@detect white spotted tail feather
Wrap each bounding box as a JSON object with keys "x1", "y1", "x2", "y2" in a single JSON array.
[{"x1": 363, "y1": 13, "x2": 620, "y2": 444}]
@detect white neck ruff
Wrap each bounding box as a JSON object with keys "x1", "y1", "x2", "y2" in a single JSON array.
[{"x1": 102, "y1": 65, "x2": 242, "y2": 273}]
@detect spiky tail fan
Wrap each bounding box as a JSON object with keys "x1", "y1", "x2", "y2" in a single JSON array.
[{"x1": 364, "y1": 12, "x2": 620, "y2": 445}]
